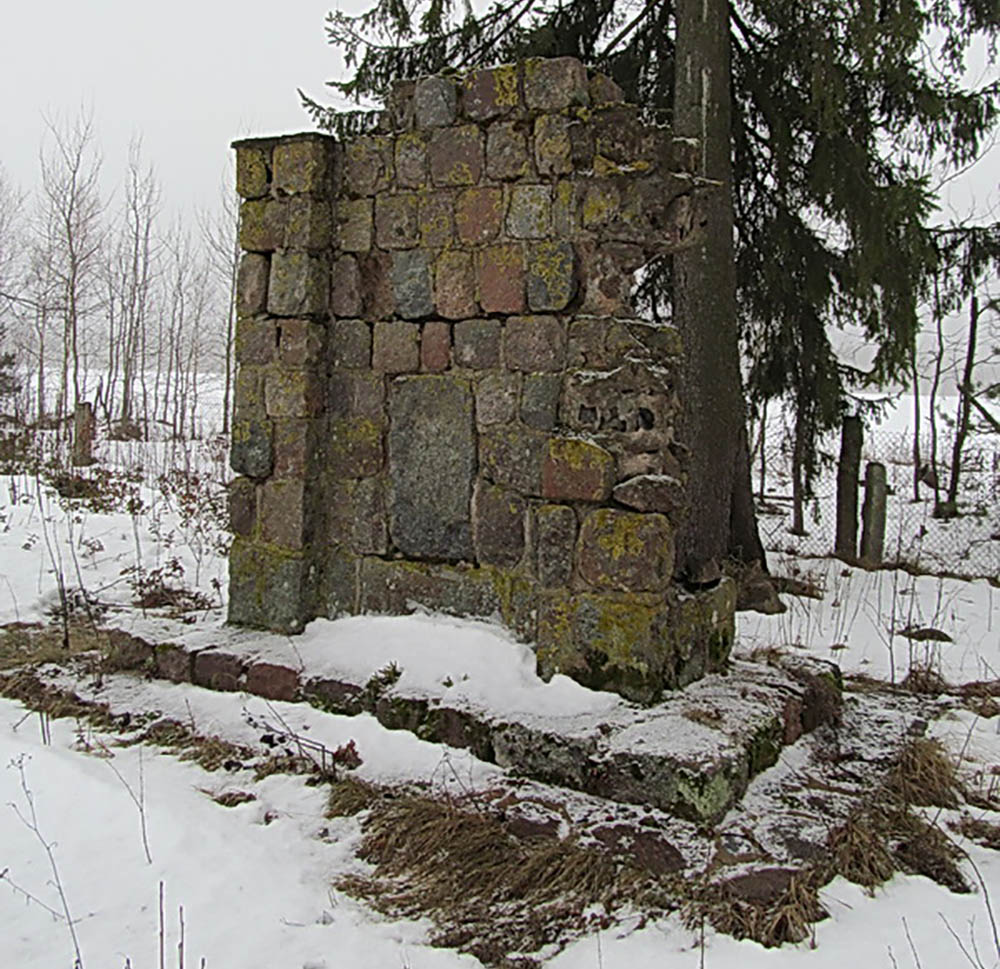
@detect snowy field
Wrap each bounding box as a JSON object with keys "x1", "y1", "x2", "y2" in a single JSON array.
[{"x1": 2, "y1": 395, "x2": 1000, "y2": 968}]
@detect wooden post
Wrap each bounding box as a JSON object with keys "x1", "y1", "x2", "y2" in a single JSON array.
[
  {"x1": 835, "y1": 415, "x2": 863, "y2": 559},
  {"x1": 72, "y1": 401, "x2": 96, "y2": 467},
  {"x1": 860, "y1": 461, "x2": 887, "y2": 565}
]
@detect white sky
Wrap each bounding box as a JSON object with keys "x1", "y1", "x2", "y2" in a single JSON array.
[{"x1": 0, "y1": 0, "x2": 351, "y2": 217}]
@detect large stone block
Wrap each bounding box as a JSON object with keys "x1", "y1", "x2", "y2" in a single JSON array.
[
  {"x1": 329, "y1": 418, "x2": 385, "y2": 478},
  {"x1": 434, "y1": 250, "x2": 476, "y2": 319},
  {"x1": 395, "y1": 132, "x2": 428, "y2": 187},
  {"x1": 472, "y1": 481, "x2": 525, "y2": 567},
  {"x1": 330, "y1": 254, "x2": 362, "y2": 318},
  {"x1": 228, "y1": 477, "x2": 257, "y2": 538},
  {"x1": 535, "y1": 504, "x2": 576, "y2": 587},
  {"x1": 285, "y1": 196, "x2": 332, "y2": 250},
  {"x1": 359, "y1": 251, "x2": 395, "y2": 320},
  {"x1": 476, "y1": 244, "x2": 525, "y2": 314},
  {"x1": 273, "y1": 137, "x2": 332, "y2": 194},
  {"x1": 414, "y1": 76, "x2": 458, "y2": 127},
  {"x1": 479, "y1": 426, "x2": 546, "y2": 494},
  {"x1": 486, "y1": 123, "x2": 533, "y2": 180},
  {"x1": 328, "y1": 371, "x2": 385, "y2": 420},
  {"x1": 264, "y1": 370, "x2": 323, "y2": 418},
  {"x1": 612, "y1": 474, "x2": 685, "y2": 519},
  {"x1": 455, "y1": 188, "x2": 503, "y2": 245},
  {"x1": 420, "y1": 321, "x2": 451, "y2": 372},
  {"x1": 375, "y1": 194, "x2": 420, "y2": 249},
  {"x1": 273, "y1": 419, "x2": 316, "y2": 478},
  {"x1": 534, "y1": 115, "x2": 573, "y2": 176},
  {"x1": 462, "y1": 65, "x2": 521, "y2": 120},
  {"x1": 453, "y1": 318, "x2": 501, "y2": 369},
  {"x1": 474, "y1": 372, "x2": 519, "y2": 427},
  {"x1": 418, "y1": 193, "x2": 454, "y2": 247},
  {"x1": 506, "y1": 184, "x2": 551, "y2": 239},
  {"x1": 240, "y1": 199, "x2": 286, "y2": 252},
  {"x1": 344, "y1": 135, "x2": 393, "y2": 196},
  {"x1": 429, "y1": 126, "x2": 483, "y2": 186},
  {"x1": 231, "y1": 418, "x2": 272, "y2": 480},
  {"x1": 388, "y1": 376, "x2": 476, "y2": 561},
  {"x1": 235, "y1": 144, "x2": 269, "y2": 199},
  {"x1": 235, "y1": 317, "x2": 275, "y2": 366},
  {"x1": 372, "y1": 320, "x2": 420, "y2": 373},
  {"x1": 523, "y1": 57, "x2": 589, "y2": 111},
  {"x1": 228, "y1": 538, "x2": 310, "y2": 633},
  {"x1": 577, "y1": 508, "x2": 673, "y2": 592},
  {"x1": 503, "y1": 315, "x2": 567, "y2": 372},
  {"x1": 526, "y1": 241, "x2": 577, "y2": 312},
  {"x1": 260, "y1": 479, "x2": 309, "y2": 549},
  {"x1": 277, "y1": 319, "x2": 324, "y2": 368},
  {"x1": 329, "y1": 477, "x2": 388, "y2": 555},
  {"x1": 237, "y1": 253, "x2": 269, "y2": 317},
  {"x1": 542, "y1": 437, "x2": 614, "y2": 501},
  {"x1": 268, "y1": 252, "x2": 329, "y2": 317},
  {"x1": 329, "y1": 319, "x2": 371, "y2": 369},
  {"x1": 336, "y1": 198, "x2": 373, "y2": 252},
  {"x1": 520, "y1": 373, "x2": 561, "y2": 430},
  {"x1": 391, "y1": 250, "x2": 433, "y2": 319}
]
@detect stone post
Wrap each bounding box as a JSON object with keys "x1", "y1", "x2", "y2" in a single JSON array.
[
  {"x1": 834, "y1": 415, "x2": 862, "y2": 559},
  {"x1": 72, "y1": 402, "x2": 96, "y2": 467},
  {"x1": 860, "y1": 461, "x2": 887, "y2": 565},
  {"x1": 227, "y1": 133, "x2": 337, "y2": 632}
]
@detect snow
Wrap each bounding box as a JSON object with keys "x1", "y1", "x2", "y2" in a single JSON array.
[{"x1": 3, "y1": 401, "x2": 1000, "y2": 968}]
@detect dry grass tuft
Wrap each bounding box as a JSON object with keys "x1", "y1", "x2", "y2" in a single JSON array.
[
  {"x1": 208, "y1": 790, "x2": 257, "y2": 808},
  {"x1": 950, "y1": 815, "x2": 1000, "y2": 850},
  {"x1": 253, "y1": 752, "x2": 316, "y2": 781},
  {"x1": 326, "y1": 777, "x2": 380, "y2": 817},
  {"x1": 826, "y1": 813, "x2": 896, "y2": 891},
  {"x1": 0, "y1": 622, "x2": 105, "y2": 671},
  {"x1": 886, "y1": 737, "x2": 963, "y2": 808},
  {"x1": 901, "y1": 664, "x2": 949, "y2": 696},
  {"x1": 336, "y1": 793, "x2": 672, "y2": 963}
]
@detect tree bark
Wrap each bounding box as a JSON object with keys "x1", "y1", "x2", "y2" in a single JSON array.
[{"x1": 673, "y1": 0, "x2": 765, "y2": 578}]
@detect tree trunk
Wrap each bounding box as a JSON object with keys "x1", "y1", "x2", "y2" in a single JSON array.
[
  {"x1": 944, "y1": 292, "x2": 979, "y2": 512},
  {"x1": 673, "y1": 0, "x2": 765, "y2": 578},
  {"x1": 835, "y1": 415, "x2": 863, "y2": 558}
]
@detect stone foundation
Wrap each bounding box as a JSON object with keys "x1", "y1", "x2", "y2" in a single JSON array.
[{"x1": 228, "y1": 56, "x2": 734, "y2": 703}]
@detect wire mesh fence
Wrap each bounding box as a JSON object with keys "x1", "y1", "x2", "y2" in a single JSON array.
[{"x1": 755, "y1": 425, "x2": 1000, "y2": 580}]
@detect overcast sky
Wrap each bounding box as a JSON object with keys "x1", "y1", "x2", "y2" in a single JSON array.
[{"x1": 1, "y1": 0, "x2": 353, "y2": 217}]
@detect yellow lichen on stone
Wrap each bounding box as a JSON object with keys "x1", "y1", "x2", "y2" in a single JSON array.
[
  {"x1": 492, "y1": 64, "x2": 520, "y2": 107},
  {"x1": 593, "y1": 509, "x2": 646, "y2": 561}
]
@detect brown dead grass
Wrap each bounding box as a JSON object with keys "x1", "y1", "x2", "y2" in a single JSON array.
[
  {"x1": 326, "y1": 776, "x2": 380, "y2": 817},
  {"x1": 826, "y1": 813, "x2": 896, "y2": 891},
  {"x1": 950, "y1": 815, "x2": 1000, "y2": 850},
  {"x1": 336, "y1": 793, "x2": 673, "y2": 964},
  {"x1": 886, "y1": 737, "x2": 963, "y2": 808},
  {"x1": 0, "y1": 621, "x2": 105, "y2": 671}
]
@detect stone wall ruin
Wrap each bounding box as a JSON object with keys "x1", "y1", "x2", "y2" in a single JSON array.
[{"x1": 228, "y1": 56, "x2": 736, "y2": 703}]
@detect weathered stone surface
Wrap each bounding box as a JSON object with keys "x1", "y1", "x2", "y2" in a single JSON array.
[
  {"x1": 264, "y1": 370, "x2": 323, "y2": 418},
  {"x1": 418, "y1": 193, "x2": 454, "y2": 247},
  {"x1": 344, "y1": 136, "x2": 392, "y2": 196},
  {"x1": 534, "y1": 115, "x2": 573, "y2": 176},
  {"x1": 228, "y1": 539, "x2": 310, "y2": 633},
  {"x1": 394, "y1": 132, "x2": 428, "y2": 187},
  {"x1": 329, "y1": 418, "x2": 385, "y2": 478},
  {"x1": 246, "y1": 662, "x2": 301, "y2": 702},
  {"x1": 476, "y1": 245, "x2": 525, "y2": 314},
  {"x1": 523, "y1": 57, "x2": 589, "y2": 111},
  {"x1": 285, "y1": 196, "x2": 332, "y2": 250},
  {"x1": 273, "y1": 419, "x2": 315, "y2": 478},
  {"x1": 372, "y1": 320, "x2": 420, "y2": 373},
  {"x1": 520, "y1": 374, "x2": 561, "y2": 430},
  {"x1": 453, "y1": 318, "x2": 501, "y2": 369},
  {"x1": 336, "y1": 198, "x2": 373, "y2": 252},
  {"x1": 526, "y1": 241, "x2": 577, "y2": 312},
  {"x1": 329, "y1": 319, "x2": 371, "y2": 368},
  {"x1": 240, "y1": 199, "x2": 286, "y2": 252},
  {"x1": 578, "y1": 509, "x2": 673, "y2": 592},
  {"x1": 479, "y1": 426, "x2": 546, "y2": 494},
  {"x1": 591, "y1": 825, "x2": 684, "y2": 876},
  {"x1": 666, "y1": 579, "x2": 737, "y2": 686},
  {"x1": 612, "y1": 474, "x2": 685, "y2": 518},
  {"x1": 391, "y1": 249, "x2": 433, "y2": 319},
  {"x1": 323, "y1": 547, "x2": 359, "y2": 617},
  {"x1": 506, "y1": 185, "x2": 551, "y2": 239},
  {"x1": 383, "y1": 80, "x2": 415, "y2": 132},
  {"x1": 472, "y1": 481, "x2": 525, "y2": 567},
  {"x1": 582, "y1": 181, "x2": 620, "y2": 227},
  {"x1": 503, "y1": 315, "x2": 566, "y2": 372},
  {"x1": 552, "y1": 180, "x2": 580, "y2": 237},
  {"x1": 277, "y1": 319, "x2": 324, "y2": 367},
  {"x1": 463, "y1": 65, "x2": 521, "y2": 120},
  {"x1": 235, "y1": 144, "x2": 269, "y2": 199},
  {"x1": 154, "y1": 643, "x2": 191, "y2": 684},
  {"x1": 375, "y1": 193, "x2": 419, "y2": 249},
  {"x1": 429, "y1": 126, "x2": 483, "y2": 186},
  {"x1": 268, "y1": 252, "x2": 329, "y2": 316},
  {"x1": 486, "y1": 123, "x2": 532, "y2": 180},
  {"x1": 237, "y1": 253, "x2": 269, "y2": 317},
  {"x1": 235, "y1": 317, "x2": 275, "y2": 366},
  {"x1": 434, "y1": 250, "x2": 476, "y2": 319},
  {"x1": 328, "y1": 371, "x2": 384, "y2": 420},
  {"x1": 261, "y1": 479, "x2": 309, "y2": 549},
  {"x1": 542, "y1": 438, "x2": 614, "y2": 501},
  {"x1": 330, "y1": 254, "x2": 362, "y2": 317},
  {"x1": 273, "y1": 137, "x2": 331, "y2": 194},
  {"x1": 229, "y1": 477, "x2": 257, "y2": 537},
  {"x1": 593, "y1": 106, "x2": 655, "y2": 175},
  {"x1": 231, "y1": 418, "x2": 272, "y2": 479},
  {"x1": 329, "y1": 477, "x2": 388, "y2": 555},
  {"x1": 535, "y1": 504, "x2": 576, "y2": 587},
  {"x1": 420, "y1": 321, "x2": 451, "y2": 372},
  {"x1": 455, "y1": 188, "x2": 503, "y2": 245},
  {"x1": 388, "y1": 376, "x2": 476, "y2": 560},
  {"x1": 475, "y1": 372, "x2": 519, "y2": 426},
  {"x1": 414, "y1": 76, "x2": 458, "y2": 127},
  {"x1": 358, "y1": 251, "x2": 395, "y2": 320},
  {"x1": 589, "y1": 72, "x2": 625, "y2": 106},
  {"x1": 193, "y1": 651, "x2": 245, "y2": 692}
]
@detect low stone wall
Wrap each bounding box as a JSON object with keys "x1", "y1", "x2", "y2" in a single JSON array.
[{"x1": 228, "y1": 56, "x2": 735, "y2": 703}]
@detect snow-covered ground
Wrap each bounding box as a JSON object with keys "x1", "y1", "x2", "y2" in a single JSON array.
[{"x1": 2, "y1": 399, "x2": 1000, "y2": 968}]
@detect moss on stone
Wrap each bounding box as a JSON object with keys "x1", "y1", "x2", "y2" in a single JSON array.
[{"x1": 673, "y1": 768, "x2": 736, "y2": 826}]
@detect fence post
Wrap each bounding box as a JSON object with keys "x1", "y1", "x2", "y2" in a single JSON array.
[
  {"x1": 835, "y1": 415, "x2": 863, "y2": 559},
  {"x1": 860, "y1": 461, "x2": 887, "y2": 565},
  {"x1": 72, "y1": 401, "x2": 96, "y2": 467}
]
